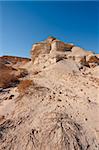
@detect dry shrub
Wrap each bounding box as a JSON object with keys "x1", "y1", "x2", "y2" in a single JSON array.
[
  {"x1": 0, "y1": 71, "x2": 19, "y2": 88},
  {"x1": 0, "y1": 62, "x2": 28, "y2": 89},
  {"x1": 25, "y1": 112, "x2": 90, "y2": 150},
  {"x1": 0, "y1": 115, "x2": 5, "y2": 122},
  {"x1": 18, "y1": 79, "x2": 33, "y2": 93}
]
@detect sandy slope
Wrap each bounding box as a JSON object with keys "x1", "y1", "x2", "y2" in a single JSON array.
[{"x1": 0, "y1": 37, "x2": 99, "y2": 150}]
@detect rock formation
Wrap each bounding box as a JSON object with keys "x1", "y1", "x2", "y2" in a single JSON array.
[
  {"x1": 31, "y1": 36, "x2": 74, "y2": 63},
  {"x1": 31, "y1": 37, "x2": 99, "y2": 71},
  {"x1": 0, "y1": 36, "x2": 99, "y2": 150}
]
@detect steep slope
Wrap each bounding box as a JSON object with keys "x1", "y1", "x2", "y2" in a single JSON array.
[{"x1": 0, "y1": 37, "x2": 99, "y2": 150}]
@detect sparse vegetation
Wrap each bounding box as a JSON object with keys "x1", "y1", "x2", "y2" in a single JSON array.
[
  {"x1": 0, "y1": 116, "x2": 5, "y2": 123},
  {"x1": 0, "y1": 119, "x2": 14, "y2": 140},
  {"x1": 0, "y1": 61, "x2": 28, "y2": 88},
  {"x1": 17, "y1": 79, "x2": 33, "y2": 93},
  {"x1": 0, "y1": 71, "x2": 19, "y2": 88}
]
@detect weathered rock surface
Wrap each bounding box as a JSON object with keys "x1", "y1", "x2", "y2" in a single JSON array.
[
  {"x1": 31, "y1": 36, "x2": 74, "y2": 63},
  {"x1": 0, "y1": 37, "x2": 99, "y2": 150}
]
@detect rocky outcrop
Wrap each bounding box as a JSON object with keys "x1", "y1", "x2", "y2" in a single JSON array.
[
  {"x1": 87, "y1": 55, "x2": 99, "y2": 64},
  {"x1": 31, "y1": 36, "x2": 74, "y2": 63},
  {"x1": 51, "y1": 39, "x2": 74, "y2": 52},
  {"x1": 31, "y1": 36, "x2": 56, "y2": 62},
  {"x1": 31, "y1": 43, "x2": 51, "y2": 62},
  {"x1": 76, "y1": 54, "x2": 99, "y2": 68},
  {"x1": 31, "y1": 37, "x2": 99, "y2": 71},
  {"x1": 71, "y1": 46, "x2": 93, "y2": 56}
]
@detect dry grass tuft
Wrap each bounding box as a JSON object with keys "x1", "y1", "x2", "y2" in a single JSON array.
[
  {"x1": 17, "y1": 79, "x2": 33, "y2": 93},
  {"x1": 0, "y1": 71, "x2": 19, "y2": 88},
  {"x1": 0, "y1": 62, "x2": 28, "y2": 88}
]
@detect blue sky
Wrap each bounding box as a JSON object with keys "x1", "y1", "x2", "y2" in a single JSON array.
[{"x1": 0, "y1": 1, "x2": 99, "y2": 58}]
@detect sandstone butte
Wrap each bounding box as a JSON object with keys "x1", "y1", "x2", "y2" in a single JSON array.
[{"x1": 0, "y1": 36, "x2": 99, "y2": 150}]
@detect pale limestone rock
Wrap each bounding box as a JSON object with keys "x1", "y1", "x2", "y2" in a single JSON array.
[
  {"x1": 51, "y1": 40, "x2": 73, "y2": 53},
  {"x1": 31, "y1": 37, "x2": 98, "y2": 70},
  {"x1": 31, "y1": 43, "x2": 51, "y2": 62},
  {"x1": 96, "y1": 54, "x2": 99, "y2": 58},
  {"x1": 45, "y1": 36, "x2": 56, "y2": 43},
  {"x1": 51, "y1": 40, "x2": 66, "y2": 52},
  {"x1": 71, "y1": 46, "x2": 93, "y2": 57},
  {"x1": 31, "y1": 37, "x2": 73, "y2": 64}
]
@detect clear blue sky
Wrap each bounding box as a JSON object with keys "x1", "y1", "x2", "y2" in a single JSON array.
[{"x1": 0, "y1": 1, "x2": 99, "y2": 58}]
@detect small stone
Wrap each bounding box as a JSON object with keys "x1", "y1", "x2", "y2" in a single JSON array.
[
  {"x1": 57, "y1": 99, "x2": 62, "y2": 102},
  {"x1": 85, "y1": 118, "x2": 88, "y2": 121},
  {"x1": 9, "y1": 95, "x2": 14, "y2": 99}
]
